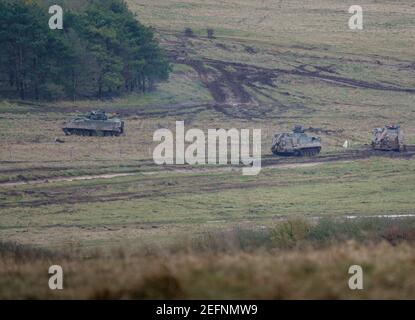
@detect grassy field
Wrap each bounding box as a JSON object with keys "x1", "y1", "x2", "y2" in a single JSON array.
[
  {"x1": 1, "y1": 157, "x2": 414, "y2": 249},
  {"x1": 1, "y1": 1, "x2": 414, "y2": 165},
  {"x1": 0, "y1": 0, "x2": 415, "y2": 299}
]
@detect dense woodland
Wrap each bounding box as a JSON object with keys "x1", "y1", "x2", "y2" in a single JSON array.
[{"x1": 0, "y1": 0, "x2": 170, "y2": 101}]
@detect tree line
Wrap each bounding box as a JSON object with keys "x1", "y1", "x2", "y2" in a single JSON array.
[{"x1": 0, "y1": 0, "x2": 170, "y2": 101}]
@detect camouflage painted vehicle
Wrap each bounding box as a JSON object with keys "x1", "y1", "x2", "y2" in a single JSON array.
[
  {"x1": 62, "y1": 110, "x2": 124, "y2": 137},
  {"x1": 371, "y1": 125, "x2": 405, "y2": 152},
  {"x1": 271, "y1": 125, "x2": 322, "y2": 156}
]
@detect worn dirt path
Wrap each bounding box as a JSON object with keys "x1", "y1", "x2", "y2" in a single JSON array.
[{"x1": 1, "y1": 147, "x2": 413, "y2": 188}]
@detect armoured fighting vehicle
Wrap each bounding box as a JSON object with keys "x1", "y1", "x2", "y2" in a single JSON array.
[
  {"x1": 271, "y1": 125, "x2": 322, "y2": 156},
  {"x1": 62, "y1": 110, "x2": 124, "y2": 137},
  {"x1": 371, "y1": 125, "x2": 405, "y2": 152}
]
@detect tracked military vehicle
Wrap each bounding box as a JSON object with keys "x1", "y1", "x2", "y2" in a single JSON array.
[
  {"x1": 271, "y1": 125, "x2": 322, "y2": 156},
  {"x1": 62, "y1": 110, "x2": 124, "y2": 137},
  {"x1": 371, "y1": 125, "x2": 405, "y2": 152}
]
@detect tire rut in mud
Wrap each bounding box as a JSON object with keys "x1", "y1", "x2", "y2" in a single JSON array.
[
  {"x1": 1, "y1": 147, "x2": 414, "y2": 209},
  {"x1": 172, "y1": 48, "x2": 415, "y2": 120}
]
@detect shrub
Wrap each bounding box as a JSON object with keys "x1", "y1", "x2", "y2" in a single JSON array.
[
  {"x1": 307, "y1": 218, "x2": 363, "y2": 244},
  {"x1": 0, "y1": 241, "x2": 56, "y2": 262},
  {"x1": 184, "y1": 27, "x2": 195, "y2": 37},
  {"x1": 207, "y1": 28, "x2": 215, "y2": 39},
  {"x1": 270, "y1": 219, "x2": 311, "y2": 248}
]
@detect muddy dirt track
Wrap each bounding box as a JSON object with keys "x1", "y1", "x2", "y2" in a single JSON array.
[
  {"x1": 161, "y1": 29, "x2": 415, "y2": 120},
  {"x1": 1, "y1": 146, "x2": 414, "y2": 186},
  {"x1": 1, "y1": 146, "x2": 415, "y2": 184},
  {"x1": 1, "y1": 147, "x2": 414, "y2": 210},
  {"x1": 11, "y1": 41, "x2": 415, "y2": 121},
  {"x1": 164, "y1": 36, "x2": 415, "y2": 116}
]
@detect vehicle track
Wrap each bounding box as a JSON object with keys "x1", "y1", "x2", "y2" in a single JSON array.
[{"x1": 1, "y1": 147, "x2": 414, "y2": 188}]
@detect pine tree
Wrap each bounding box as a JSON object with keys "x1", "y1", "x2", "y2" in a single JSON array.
[{"x1": 0, "y1": 0, "x2": 170, "y2": 101}]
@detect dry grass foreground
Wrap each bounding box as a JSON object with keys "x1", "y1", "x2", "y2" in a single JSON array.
[
  {"x1": 1, "y1": 243, "x2": 414, "y2": 299},
  {"x1": 1, "y1": 218, "x2": 415, "y2": 299}
]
